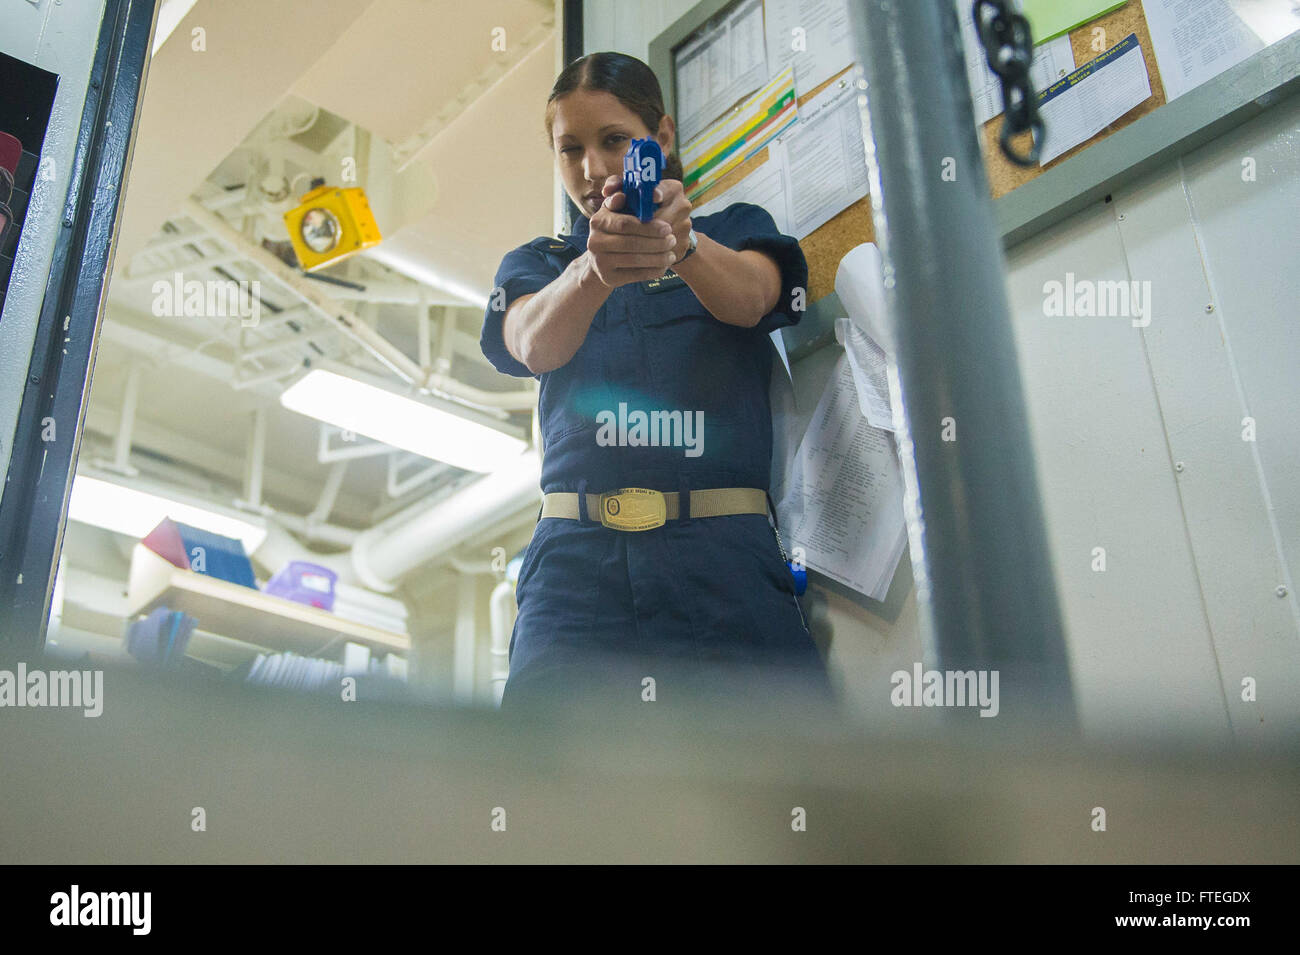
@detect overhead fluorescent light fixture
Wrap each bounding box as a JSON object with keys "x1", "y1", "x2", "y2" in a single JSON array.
[
  {"x1": 279, "y1": 368, "x2": 528, "y2": 473},
  {"x1": 68, "y1": 475, "x2": 267, "y2": 552}
]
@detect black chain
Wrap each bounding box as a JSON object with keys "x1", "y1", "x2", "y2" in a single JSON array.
[{"x1": 973, "y1": 0, "x2": 1043, "y2": 166}]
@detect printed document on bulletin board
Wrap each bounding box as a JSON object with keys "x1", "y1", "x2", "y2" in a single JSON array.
[
  {"x1": 762, "y1": 0, "x2": 856, "y2": 96},
  {"x1": 1141, "y1": 0, "x2": 1299, "y2": 101},
  {"x1": 673, "y1": 0, "x2": 769, "y2": 144},
  {"x1": 957, "y1": 0, "x2": 1076, "y2": 125}
]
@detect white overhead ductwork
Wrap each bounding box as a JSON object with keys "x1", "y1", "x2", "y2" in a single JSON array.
[
  {"x1": 178, "y1": 198, "x2": 538, "y2": 414},
  {"x1": 347, "y1": 452, "x2": 542, "y2": 593},
  {"x1": 250, "y1": 450, "x2": 541, "y2": 593}
]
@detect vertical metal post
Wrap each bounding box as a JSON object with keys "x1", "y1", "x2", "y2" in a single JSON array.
[{"x1": 847, "y1": 1, "x2": 1075, "y2": 723}]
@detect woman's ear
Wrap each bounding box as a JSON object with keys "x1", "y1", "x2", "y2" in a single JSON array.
[{"x1": 655, "y1": 113, "x2": 676, "y2": 158}]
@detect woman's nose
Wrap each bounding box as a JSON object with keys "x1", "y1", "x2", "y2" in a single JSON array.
[{"x1": 583, "y1": 154, "x2": 612, "y2": 184}]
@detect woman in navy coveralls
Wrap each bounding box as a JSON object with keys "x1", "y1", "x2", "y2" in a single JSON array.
[{"x1": 481, "y1": 52, "x2": 832, "y2": 711}]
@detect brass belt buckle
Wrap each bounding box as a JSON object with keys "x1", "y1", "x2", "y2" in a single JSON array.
[{"x1": 598, "y1": 488, "x2": 666, "y2": 531}]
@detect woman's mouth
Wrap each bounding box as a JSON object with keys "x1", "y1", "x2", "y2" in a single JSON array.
[{"x1": 585, "y1": 192, "x2": 601, "y2": 207}]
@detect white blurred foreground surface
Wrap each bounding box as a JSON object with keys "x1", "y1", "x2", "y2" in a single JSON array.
[{"x1": 0, "y1": 654, "x2": 1295, "y2": 863}]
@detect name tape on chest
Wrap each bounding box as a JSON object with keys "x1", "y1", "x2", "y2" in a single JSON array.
[{"x1": 640, "y1": 270, "x2": 686, "y2": 294}]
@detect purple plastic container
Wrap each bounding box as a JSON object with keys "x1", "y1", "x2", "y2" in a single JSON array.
[{"x1": 263, "y1": 561, "x2": 337, "y2": 611}]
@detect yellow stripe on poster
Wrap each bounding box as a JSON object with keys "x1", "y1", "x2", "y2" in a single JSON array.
[{"x1": 681, "y1": 67, "x2": 799, "y2": 201}]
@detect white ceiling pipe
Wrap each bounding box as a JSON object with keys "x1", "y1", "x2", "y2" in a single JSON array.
[
  {"x1": 417, "y1": 288, "x2": 432, "y2": 370},
  {"x1": 199, "y1": 185, "x2": 249, "y2": 210},
  {"x1": 270, "y1": 510, "x2": 359, "y2": 549},
  {"x1": 182, "y1": 198, "x2": 427, "y2": 386},
  {"x1": 133, "y1": 228, "x2": 217, "y2": 255},
  {"x1": 454, "y1": 573, "x2": 477, "y2": 705},
  {"x1": 84, "y1": 444, "x2": 364, "y2": 559},
  {"x1": 101, "y1": 313, "x2": 257, "y2": 390},
  {"x1": 243, "y1": 408, "x2": 267, "y2": 509},
  {"x1": 347, "y1": 451, "x2": 541, "y2": 593},
  {"x1": 250, "y1": 518, "x2": 358, "y2": 585},
  {"x1": 447, "y1": 504, "x2": 540, "y2": 562},
  {"x1": 112, "y1": 364, "x2": 142, "y2": 474},
  {"x1": 231, "y1": 361, "x2": 303, "y2": 391},
  {"x1": 184, "y1": 198, "x2": 536, "y2": 413},
  {"x1": 488, "y1": 579, "x2": 515, "y2": 706},
  {"x1": 436, "y1": 307, "x2": 456, "y2": 375},
  {"x1": 308, "y1": 460, "x2": 348, "y2": 527},
  {"x1": 237, "y1": 334, "x2": 315, "y2": 362},
  {"x1": 123, "y1": 251, "x2": 248, "y2": 285},
  {"x1": 239, "y1": 307, "x2": 317, "y2": 333},
  {"x1": 82, "y1": 405, "x2": 325, "y2": 515},
  {"x1": 324, "y1": 284, "x2": 467, "y2": 306},
  {"x1": 424, "y1": 370, "x2": 537, "y2": 412},
  {"x1": 447, "y1": 557, "x2": 496, "y2": 575}
]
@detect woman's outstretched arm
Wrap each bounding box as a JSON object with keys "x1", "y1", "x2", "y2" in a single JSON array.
[
  {"x1": 503, "y1": 187, "x2": 678, "y2": 375},
  {"x1": 500, "y1": 255, "x2": 610, "y2": 375}
]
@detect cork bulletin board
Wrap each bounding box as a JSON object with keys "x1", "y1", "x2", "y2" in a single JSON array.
[
  {"x1": 667, "y1": 1, "x2": 1170, "y2": 305},
  {"x1": 687, "y1": 62, "x2": 865, "y2": 303},
  {"x1": 644, "y1": 0, "x2": 1300, "y2": 615},
  {"x1": 984, "y1": 1, "x2": 1167, "y2": 198}
]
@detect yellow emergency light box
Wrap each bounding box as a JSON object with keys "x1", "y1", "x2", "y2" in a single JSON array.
[{"x1": 283, "y1": 181, "x2": 382, "y2": 271}]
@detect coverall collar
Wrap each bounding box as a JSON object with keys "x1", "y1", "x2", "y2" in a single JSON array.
[{"x1": 562, "y1": 211, "x2": 590, "y2": 253}]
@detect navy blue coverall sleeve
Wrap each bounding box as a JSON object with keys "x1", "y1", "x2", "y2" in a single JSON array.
[
  {"x1": 707, "y1": 202, "x2": 809, "y2": 336},
  {"x1": 480, "y1": 243, "x2": 557, "y2": 379}
]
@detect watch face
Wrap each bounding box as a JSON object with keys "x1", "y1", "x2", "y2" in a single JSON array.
[{"x1": 300, "y1": 208, "x2": 340, "y2": 253}]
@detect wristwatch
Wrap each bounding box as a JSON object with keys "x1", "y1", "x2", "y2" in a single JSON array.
[{"x1": 676, "y1": 228, "x2": 698, "y2": 264}]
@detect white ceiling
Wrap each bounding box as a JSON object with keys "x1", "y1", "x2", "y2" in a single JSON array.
[{"x1": 90, "y1": 0, "x2": 559, "y2": 536}]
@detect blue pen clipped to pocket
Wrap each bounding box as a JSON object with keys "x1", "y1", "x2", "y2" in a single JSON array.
[
  {"x1": 622, "y1": 137, "x2": 664, "y2": 223},
  {"x1": 788, "y1": 560, "x2": 808, "y2": 596}
]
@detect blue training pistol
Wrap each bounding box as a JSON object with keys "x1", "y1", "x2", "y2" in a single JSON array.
[{"x1": 621, "y1": 137, "x2": 664, "y2": 223}]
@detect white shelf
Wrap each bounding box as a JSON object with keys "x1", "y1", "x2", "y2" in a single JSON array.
[{"x1": 126, "y1": 544, "x2": 410, "y2": 658}]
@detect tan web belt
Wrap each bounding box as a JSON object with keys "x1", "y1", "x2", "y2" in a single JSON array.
[{"x1": 540, "y1": 487, "x2": 768, "y2": 532}]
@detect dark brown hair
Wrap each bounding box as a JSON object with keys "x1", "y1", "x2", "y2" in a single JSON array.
[{"x1": 545, "y1": 52, "x2": 685, "y2": 184}]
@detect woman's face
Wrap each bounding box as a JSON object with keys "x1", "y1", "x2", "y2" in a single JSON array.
[{"x1": 551, "y1": 88, "x2": 674, "y2": 218}]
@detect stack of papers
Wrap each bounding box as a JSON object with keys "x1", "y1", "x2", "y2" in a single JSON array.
[
  {"x1": 776, "y1": 355, "x2": 908, "y2": 603},
  {"x1": 771, "y1": 240, "x2": 909, "y2": 604},
  {"x1": 835, "y1": 318, "x2": 893, "y2": 432},
  {"x1": 332, "y1": 581, "x2": 409, "y2": 634},
  {"x1": 243, "y1": 645, "x2": 407, "y2": 692},
  {"x1": 246, "y1": 650, "x2": 343, "y2": 692}
]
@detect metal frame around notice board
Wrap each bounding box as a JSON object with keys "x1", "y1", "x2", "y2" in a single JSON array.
[{"x1": 648, "y1": 6, "x2": 1300, "y2": 365}]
